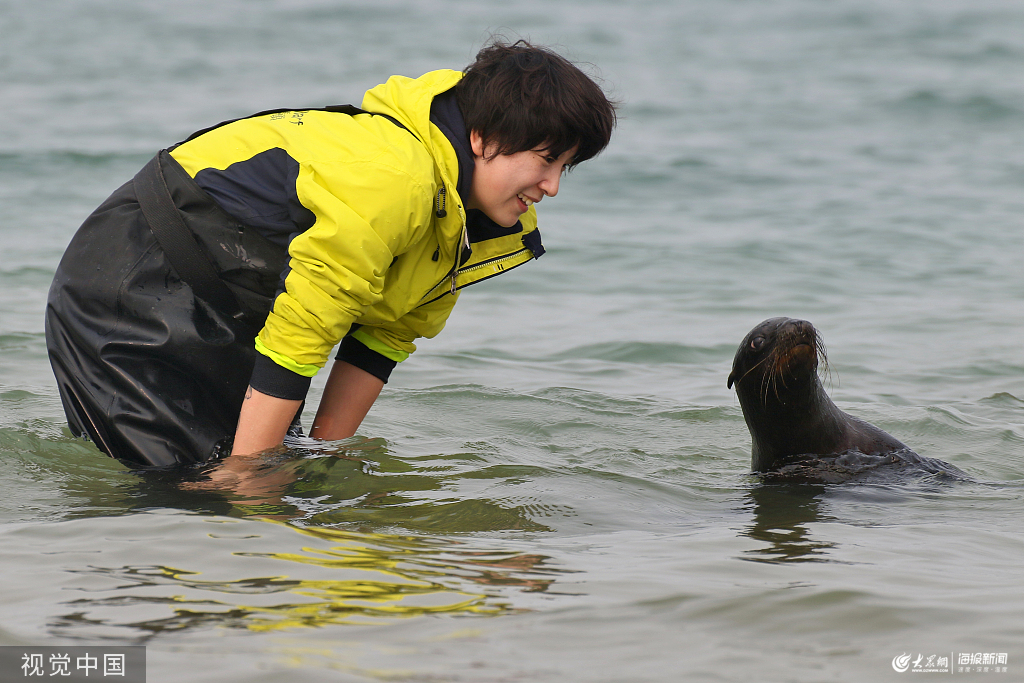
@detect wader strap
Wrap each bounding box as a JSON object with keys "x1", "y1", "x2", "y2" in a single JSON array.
[
  {"x1": 175, "y1": 104, "x2": 414, "y2": 148},
  {"x1": 133, "y1": 151, "x2": 244, "y2": 318}
]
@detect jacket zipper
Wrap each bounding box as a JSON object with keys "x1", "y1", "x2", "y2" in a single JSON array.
[
  {"x1": 420, "y1": 246, "x2": 533, "y2": 306},
  {"x1": 454, "y1": 248, "x2": 531, "y2": 277},
  {"x1": 434, "y1": 184, "x2": 447, "y2": 218},
  {"x1": 451, "y1": 225, "x2": 470, "y2": 294}
]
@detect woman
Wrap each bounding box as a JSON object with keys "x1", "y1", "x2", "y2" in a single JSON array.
[{"x1": 45, "y1": 40, "x2": 616, "y2": 468}]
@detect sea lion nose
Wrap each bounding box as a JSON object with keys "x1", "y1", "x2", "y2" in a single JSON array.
[{"x1": 779, "y1": 318, "x2": 816, "y2": 344}]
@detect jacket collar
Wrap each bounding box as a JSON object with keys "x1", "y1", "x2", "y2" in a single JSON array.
[
  {"x1": 362, "y1": 69, "x2": 464, "y2": 196},
  {"x1": 429, "y1": 86, "x2": 525, "y2": 244},
  {"x1": 428, "y1": 87, "x2": 473, "y2": 202}
]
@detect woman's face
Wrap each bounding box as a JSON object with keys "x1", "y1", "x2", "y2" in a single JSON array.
[{"x1": 465, "y1": 130, "x2": 576, "y2": 227}]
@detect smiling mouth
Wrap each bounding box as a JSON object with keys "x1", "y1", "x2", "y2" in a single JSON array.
[{"x1": 517, "y1": 193, "x2": 536, "y2": 207}]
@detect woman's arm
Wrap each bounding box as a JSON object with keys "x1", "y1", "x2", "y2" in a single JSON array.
[
  {"x1": 232, "y1": 359, "x2": 384, "y2": 456},
  {"x1": 310, "y1": 360, "x2": 385, "y2": 441},
  {"x1": 231, "y1": 387, "x2": 303, "y2": 456}
]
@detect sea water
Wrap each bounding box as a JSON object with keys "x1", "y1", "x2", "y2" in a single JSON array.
[{"x1": 1, "y1": 0, "x2": 1022, "y2": 680}]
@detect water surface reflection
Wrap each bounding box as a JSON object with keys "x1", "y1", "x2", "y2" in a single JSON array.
[
  {"x1": 740, "y1": 484, "x2": 838, "y2": 564},
  {"x1": 50, "y1": 518, "x2": 563, "y2": 640}
]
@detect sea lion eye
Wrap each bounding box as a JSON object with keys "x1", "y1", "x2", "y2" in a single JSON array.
[{"x1": 750, "y1": 336, "x2": 765, "y2": 351}]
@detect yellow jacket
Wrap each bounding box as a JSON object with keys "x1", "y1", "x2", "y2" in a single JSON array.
[{"x1": 170, "y1": 69, "x2": 541, "y2": 379}]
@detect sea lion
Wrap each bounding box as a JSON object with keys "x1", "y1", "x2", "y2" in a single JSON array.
[{"x1": 727, "y1": 317, "x2": 964, "y2": 482}]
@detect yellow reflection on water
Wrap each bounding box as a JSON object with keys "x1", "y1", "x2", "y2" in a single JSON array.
[
  {"x1": 237, "y1": 523, "x2": 509, "y2": 630},
  {"x1": 55, "y1": 519, "x2": 559, "y2": 637}
]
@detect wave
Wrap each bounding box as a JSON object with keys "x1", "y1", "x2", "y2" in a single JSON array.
[
  {"x1": 431, "y1": 341, "x2": 733, "y2": 366},
  {"x1": 0, "y1": 150, "x2": 154, "y2": 169},
  {"x1": 889, "y1": 90, "x2": 1023, "y2": 122}
]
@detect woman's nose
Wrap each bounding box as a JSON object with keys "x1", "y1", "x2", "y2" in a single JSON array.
[{"x1": 539, "y1": 169, "x2": 561, "y2": 198}]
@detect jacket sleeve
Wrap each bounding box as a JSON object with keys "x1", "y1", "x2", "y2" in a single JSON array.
[
  {"x1": 255, "y1": 158, "x2": 435, "y2": 381},
  {"x1": 347, "y1": 292, "x2": 459, "y2": 360}
]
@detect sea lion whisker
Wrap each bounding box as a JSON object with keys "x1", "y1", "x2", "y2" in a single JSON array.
[
  {"x1": 763, "y1": 354, "x2": 787, "y2": 404},
  {"x1": 772, "y1": 364, "x2": 788, "y2": 400},
  {"x1": 761, "y1": 372, "x2": 772, "y2": 404},
  {"x1": 766, "y1": 346, "x2": 795, "y2": 402},
  {"x1": 737, "y1": 355, "x2": 770, "y2": 388},
  {"x1": 816, "y1": 337, "x2": 835, "y2": 391},
  {"x1": 758, "y1": 352, "x2": 777, "y2": 403}
]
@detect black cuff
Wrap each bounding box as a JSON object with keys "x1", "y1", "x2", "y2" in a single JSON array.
[
  {"x1": 336, "y1": 334, "x2": 398, "y2": 383},
  {"x1": 249, "y1": 353, "x2": 312, "y2": 400}
]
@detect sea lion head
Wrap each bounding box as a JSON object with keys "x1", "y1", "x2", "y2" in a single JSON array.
[
  {"x1": 728, "y1": 317, "x2": 832, "y2": 472},
  {"x1": 727, "y1": 318, "x2": 924, "y2": 476},
  {"x1": 727, "y1": 317, "x2": 825, "y2": 398}
]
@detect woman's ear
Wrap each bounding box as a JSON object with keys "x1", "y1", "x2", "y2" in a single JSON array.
[{"x1": 469, "y1": 130, "x2": 485, "y2": 158}]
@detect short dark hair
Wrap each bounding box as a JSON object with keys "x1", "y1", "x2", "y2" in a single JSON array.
[{"x1": 456, "y1": 39, "x2": 616, "y2": 169}]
